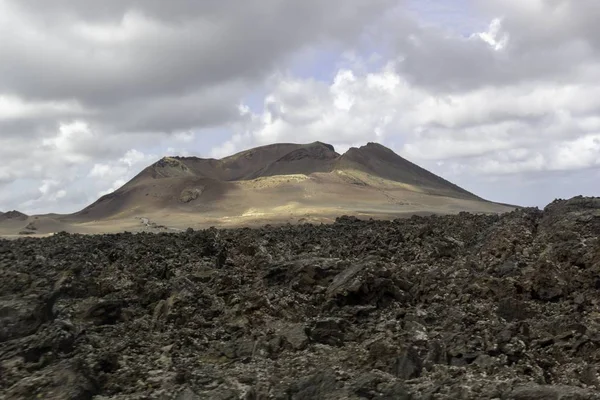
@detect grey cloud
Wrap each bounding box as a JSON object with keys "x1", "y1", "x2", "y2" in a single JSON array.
[
  {"x1": 394, "y1": 28, "x2": 592, "y2": 92},
  {"x1": 387, "y1": 0, "x2": 600, "y2": 92},
  {"x1": 0, "y1": 0, "x2": 397, "y2": 147},
  {"x1": 1, "y1": 0, "x2": 395, "y2": 106},
  {"x1": 99, "y1": 82, "x2": 247, "y2": 134},
  {"x1": 444, "y1": 167, "x2": 600, "y2": 208},
  {"x1": 477, "y1": 0, "x2": 600, "y2": 51}
]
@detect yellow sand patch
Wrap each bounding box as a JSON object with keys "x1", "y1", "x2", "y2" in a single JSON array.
[
  {"x1": 335, "y1": 169, "x2": 425, "y2": 193},
  {"x1": 241, "y1": 202, "x2": 303, "y2": 217},
  {"x1": 236, "y1": 174, "x2": 309, "y2": 190},
  {"x1": 241, "y1": 208, "x2": 266, "y2": 217}
]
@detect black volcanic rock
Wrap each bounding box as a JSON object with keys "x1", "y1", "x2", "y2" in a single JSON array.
[{"x1": 3, "y1": 197, "x2": 598, "y2": 398}]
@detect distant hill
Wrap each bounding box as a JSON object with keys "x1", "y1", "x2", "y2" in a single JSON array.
[
  {"x1": 68, "y1": 141, "x2": 509, "y2": 226},
  {"x1": 0, "y1": 210, "x2": 28, "y2": 222},
  {"x1": 0, "y1": 142, "x2": 518, "y2": 235}
]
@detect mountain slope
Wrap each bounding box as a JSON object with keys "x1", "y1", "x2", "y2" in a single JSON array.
[
  {"x1": 128, "y1": 142, "x2": 312, "y2": 184},
  {"x1": 41, "y1": 141, "x2": 517, "y2": 233},
  {"x1": 336, "y1": 143, "x2": 478, "y2": 200},
  {"x1": 120, "y1": 141, "x2": 475, "y2": 198},
  {"x1": 246, "y1": 142, "x2": 339, "y2": 179}
]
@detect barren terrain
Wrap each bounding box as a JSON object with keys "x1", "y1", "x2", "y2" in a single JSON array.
[{"x1": 1, "y1": 197, "x2": 600, "y2": 399}]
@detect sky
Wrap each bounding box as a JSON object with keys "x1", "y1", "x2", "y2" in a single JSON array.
[{"x1": 1, "y1": 0, "x2": 600, "y2": 214}]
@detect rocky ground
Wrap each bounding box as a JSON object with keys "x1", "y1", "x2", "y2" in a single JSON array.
[{"x1": 1, "y1": 197, "x2": 600, "y2": 399}]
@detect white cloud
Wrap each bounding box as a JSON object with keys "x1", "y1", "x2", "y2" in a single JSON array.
[
  {"x1": 89, "y1": 164, "x2": 112, "y2": 179},
  {"x1": 39, "y1": 180, "x2": 60, "y2": 196},
  {"x1": 87, "y1": 149, "x2": 157, "y2": 198},
  {"x1": 551, "y1": 134, "x2": 600, "y2": 171},
  {"x1": 173, "y1": 131, "x2": 195, "y2": 144},
  {"x1": 0, "y1": 120, "x2": 163, "y2": 213},
  {"x1": 120, "y1": 149, "x2": 147, "y2": 167},
  {"x1": 42, "y1": 121, "x2": 95, "y2": 164},
  {"x1": 0, "y1": 95, "x2": 83, "y2": 121},
  {"x1": 475, "y1": 18, "x2": 509, "y2": 51}
]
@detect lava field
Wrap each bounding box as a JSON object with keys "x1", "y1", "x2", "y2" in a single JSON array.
[{"x1": 2, "y1": 197, "x2": 600, "y2": 399}]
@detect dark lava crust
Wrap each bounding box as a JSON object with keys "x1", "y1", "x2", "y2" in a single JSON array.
[{"x1": 2, "y1": 197, "x2": 600, "y2": 399}]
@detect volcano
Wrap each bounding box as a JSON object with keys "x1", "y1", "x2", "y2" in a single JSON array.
[{"x1": 0, "y1": 142, "x2": 515, "y2": 235}]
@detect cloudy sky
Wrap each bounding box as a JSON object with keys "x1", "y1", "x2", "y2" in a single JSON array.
[{"x1": 1, "y1": 0, "x2": 599, "y2": 214}]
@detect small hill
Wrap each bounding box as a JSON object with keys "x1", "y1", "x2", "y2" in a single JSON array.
[
  {"x1": 65, "y1": 141, "x2": 513, "y2": 228},
  {"x1": 0, "y1": 210, "x2": 28, "y2": 222}
]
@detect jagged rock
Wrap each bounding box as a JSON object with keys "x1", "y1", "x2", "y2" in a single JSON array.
[
  {"x1": 509, "y1": 384, "x2": 600, "y2": 400},
  {"x1": 350, "y1": 372, "x2": 385, "y2": 398},
  {"x1": 326, "y1": 260, "x2": 409, "y2": 307},
  {"x1": 379, "y1": 382, "x2": 412, "y2": 400},
  {"x1": 424, "y1": 340, "x2": 447, "y2": 367},
  {"x1": 497, "y1": 298, "x2": 534, "y2": 321},
  {"x1": 308, "y1": 319, "x2": 345, "y2": 346},
  {"x1": 392, "y1": 347, "x2": 423, "y2": 380},
  {"x1": 0, "y1": 197, "x2": 599, "y2": 398},
  {"x1": 263, "y1": 257, "x2": 342, "y2": 293},
  {"x1": 288, "y1": 370, "x2": 340, "y2": 400},
  {"x1": 0, "y1": 293, "x2": 58, "y2": 342},
  {"x1": 281, "y1": 324, "x2": 309, "y2": 350},
  {"x1": 3, "y1": 361, "x2": 99, "y2": 400},
  {"x1": 175, "y1": 387, "x2": 200, "y2": 400},
  {"x1": 83, "y1": 300, "x2": 125, "y2": 325},
  {"x1": 350, "y1": 372, "x2": 412, "y2": 399},
  {"x1": 327, "y1": 263, "x2": 366, "y2": 299},
  {"x1": 202, "y1": 388, "x2": 239, "y2": 400},
  {"x1": 0, "y1": 297, "x2": 43, "y2": 342}
]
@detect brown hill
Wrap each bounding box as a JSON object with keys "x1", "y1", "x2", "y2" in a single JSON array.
[
  {"x1": 126, "y1": 142, "x2": 477, "y2": 199},
  {"x1": 72, "y1": 141, "x2": 511, "y2": 222},
  {"x1": 128, "y1": 142, "x2": 317, "y2": 183},
  {"x1": 246, "y1": 142, "x2": 339, "y2": 179},
  {"x1": 0, "y1": 142, "x2": 516, "y2": 235},
  {"x1": 0, "y1": 210, "x2": 28, "y2": 222},
  {"x1": 336, "y1": 143, "x2": 477, "y2": 199},
  {"x1": 75, "y1": 142, "x2": 340, "y2": 220}
]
